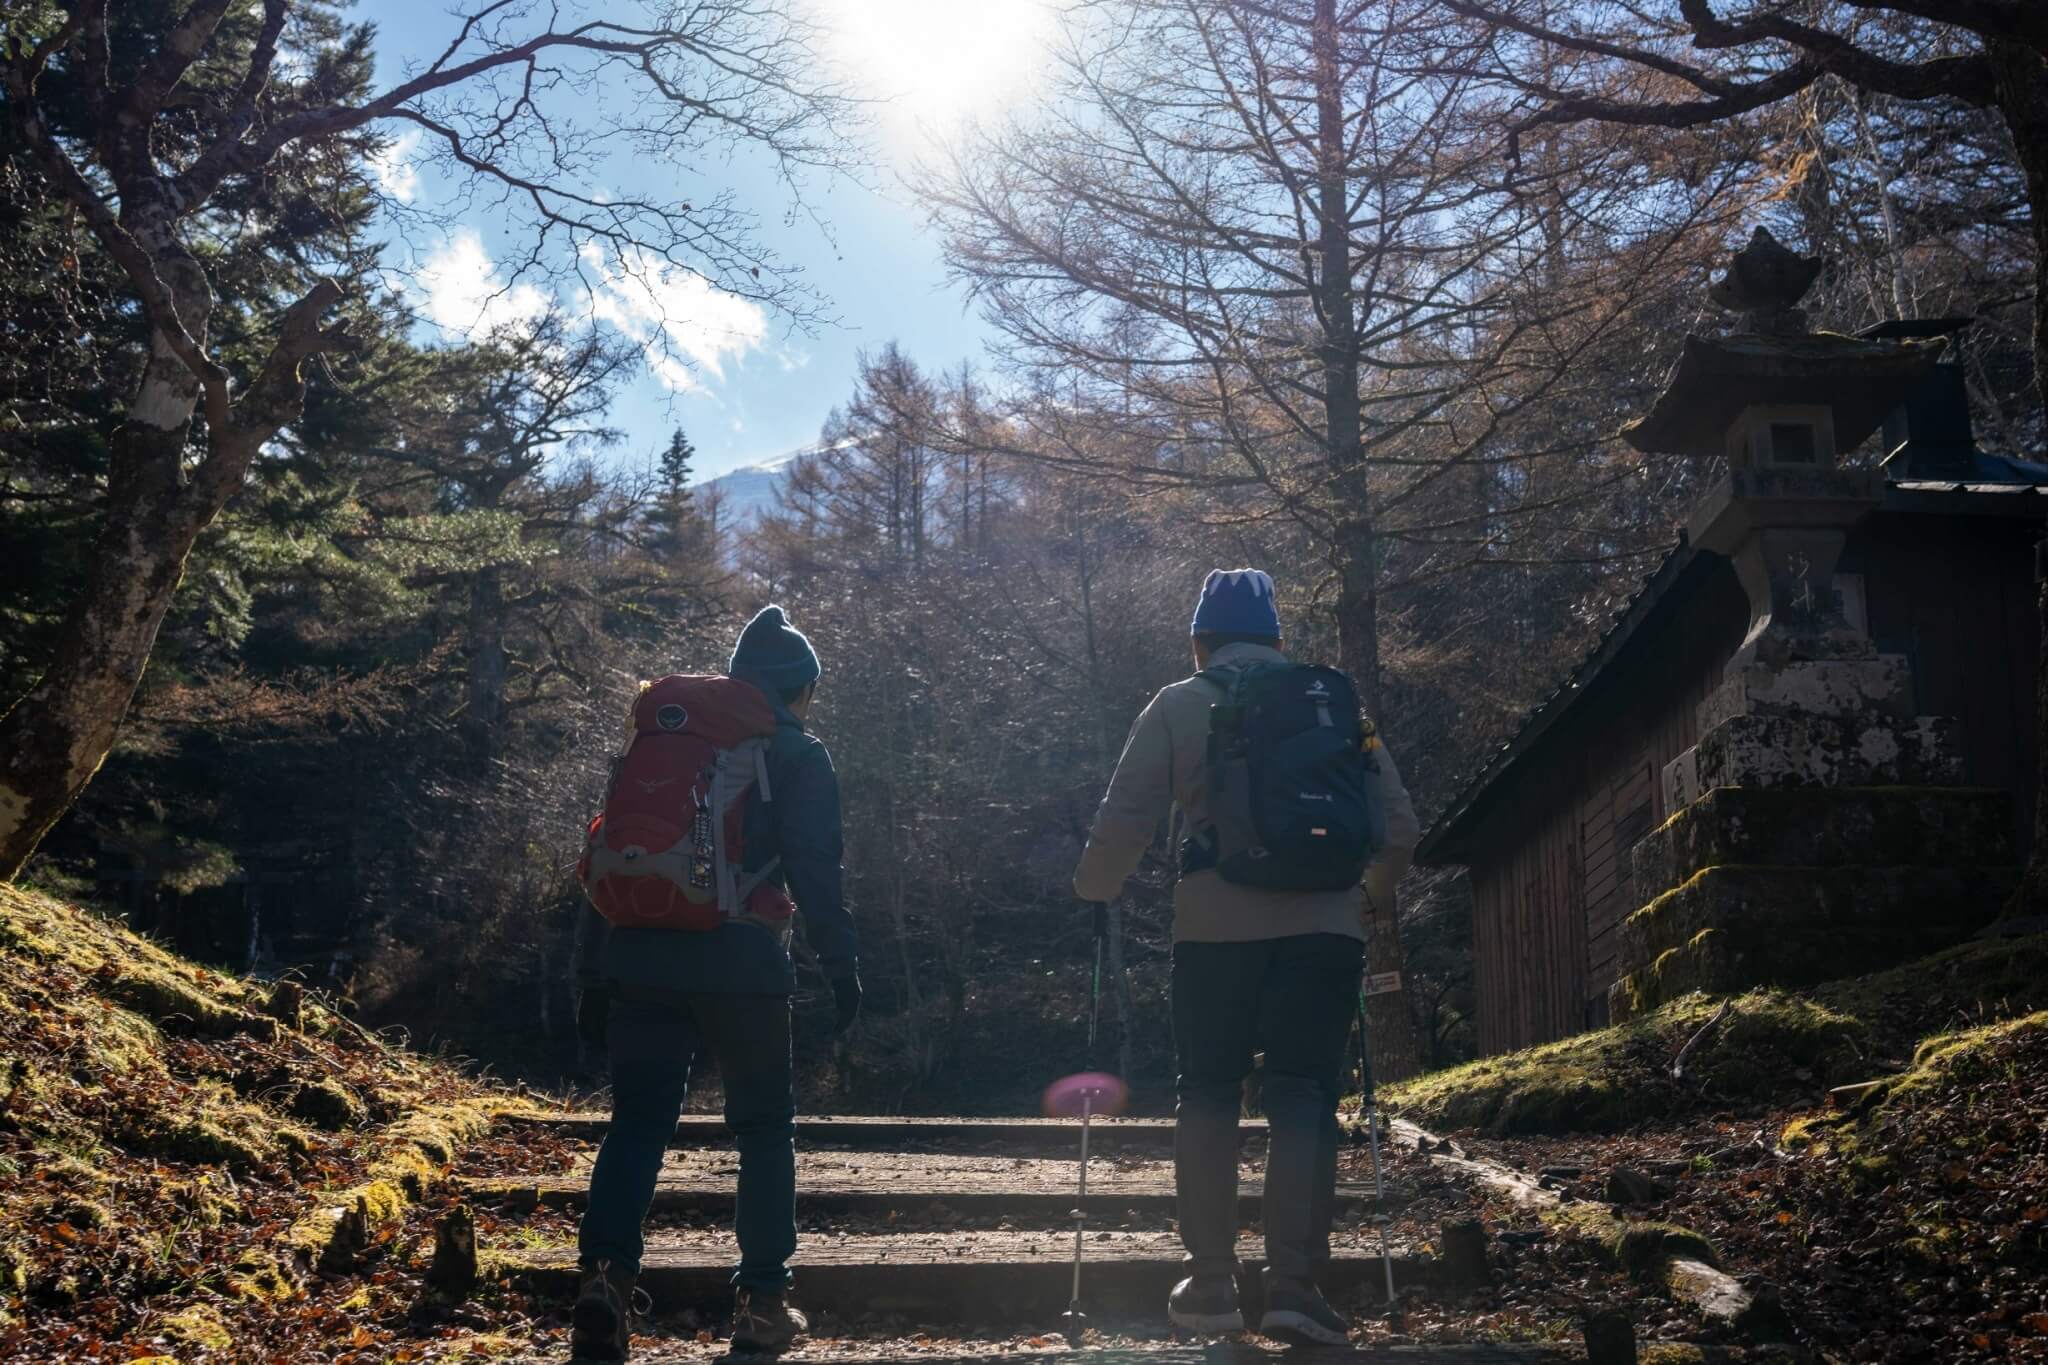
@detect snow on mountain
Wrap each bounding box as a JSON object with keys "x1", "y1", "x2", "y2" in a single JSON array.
[{"x1": 697, "y1": 448, "x2": 807, "y2": 528}]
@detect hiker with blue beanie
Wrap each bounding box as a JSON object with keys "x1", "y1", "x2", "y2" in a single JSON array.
[
  {"x1": 570, "y1": 604, "x2": 859, "y2": 1360},
  {"x1": 1074, "y1": 569, "x2": 1420, "y2": 1344}
]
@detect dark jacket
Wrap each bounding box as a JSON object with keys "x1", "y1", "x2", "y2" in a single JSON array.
[{"x1": 574, "y1": 675, "x2": 857, "y2": 997}]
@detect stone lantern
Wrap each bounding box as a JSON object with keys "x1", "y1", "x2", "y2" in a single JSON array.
[
  {"x1": 1626, "y1": 229, "x2": 1961, "y2": 809},
  {"x1": 1601, "y1": 229, "x2": 2008, "y2": 1024}
]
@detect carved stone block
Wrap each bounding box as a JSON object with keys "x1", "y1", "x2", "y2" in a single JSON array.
[
  {"x1": 1696, "y1": 657, "x2": 1914, "y2": 734},
  {"x1": 1661, "y1": 746, "x2": 1700, "y2": 817},
  {"x1": 1693, "y1": 711, "x2": 1961, "y2": 791}
]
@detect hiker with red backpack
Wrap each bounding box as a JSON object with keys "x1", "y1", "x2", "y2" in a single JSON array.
[
  {"x1": 569, "y1": 605, "x2": 860, "y2": 1361},
  {"x1": 1073, "y1": 569, "x2": 1419, "y2": 1346}
]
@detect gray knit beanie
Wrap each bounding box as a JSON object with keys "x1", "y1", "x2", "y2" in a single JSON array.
[{"x1": 729, "y1": 605, "x2": 822, "y2": 692}]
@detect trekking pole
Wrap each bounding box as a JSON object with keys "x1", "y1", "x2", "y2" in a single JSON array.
[
  {"x1": 1356, "y1": 987, "x2": 1399, "y2": 1317},
  {"x1": 1060, "y1": 901, "x2": 1110, "y2": 1343}
]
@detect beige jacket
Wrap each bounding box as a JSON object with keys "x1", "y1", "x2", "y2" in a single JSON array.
[{"x1": 1072, "y1": 643, "x2": 1420, "y2": 943}]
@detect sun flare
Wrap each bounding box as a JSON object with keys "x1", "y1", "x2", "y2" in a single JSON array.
[{"x1": 820, "y1": 0, "x2": 1055, "y2": 141}]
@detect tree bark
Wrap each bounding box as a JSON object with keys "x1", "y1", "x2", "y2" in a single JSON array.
[
  {"x1": 0, "y1": 210, "x2": 339, "y2": 880},
  {"x1": 464, "y1": 565, "x2": 509, "y2": 769},
  {"x1": 1988, "y1": 38, "x2": 2048, "y2": 916},
  {"x1": 0, "y1": 188, "x2": 221, "y2": 881},
  {"x1": 0, "y1": 426, "x2": 215, "y2": 876},
  {"x1": 1314, "y1": 0, "x2": 1420, "y2": 1083}
]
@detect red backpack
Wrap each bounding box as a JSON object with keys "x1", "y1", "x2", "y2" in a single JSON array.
[{"x1": 577, "y1": 675, "x2": 793, "y2": 933}]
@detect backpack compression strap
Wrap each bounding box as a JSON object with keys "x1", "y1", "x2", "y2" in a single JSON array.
[{"x1": 709, "y1": 739, "x2": 782, "y2": 917}]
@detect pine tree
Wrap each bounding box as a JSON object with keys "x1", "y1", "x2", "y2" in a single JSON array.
[
  {"x1": 647, "y1": 427, "x2": 705, "y2": 563},
  {"x1": 658, "y1": 428, "x2": 697, "y2": 509}
]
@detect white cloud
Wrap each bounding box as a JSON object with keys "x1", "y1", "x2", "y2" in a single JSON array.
[
  {"x1": 582, "y1": 245, "x2": 769, "y2": 393},
  {"x1": 413, "y1": 230, "x2": 551, "y2": 337},
  {"x1": 368, "y1": 128, "x2": 422, "y2": 204}
]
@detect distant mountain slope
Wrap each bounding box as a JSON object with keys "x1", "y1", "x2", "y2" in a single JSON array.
[{"x1": 699, "y1": 448, "x2": 807, "y2": 528}]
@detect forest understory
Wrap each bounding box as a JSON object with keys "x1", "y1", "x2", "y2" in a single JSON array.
[
  {"x1": 4, "y1": 880, "x2": 2044, "y2": 1362},
  {"x1": 5, "y1": 3, "x2": 2048, "y2": 1358}
]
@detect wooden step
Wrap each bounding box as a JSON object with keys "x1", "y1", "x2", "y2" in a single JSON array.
[
  {"x1": 514, "y1": 1112, "x2": 1266, "y2": 1151},
  {"x1": 468, "y1": 1146, "x2": 1392, "y2": 1219},
  {"x1": 467, "y1": 1172, "x2": 1381, "y2": 1220},
  {"x1": 522, "y1": 1350, "x2": 1562, "y2": 1364},
  {"x1": 502, "y1": 1229, "x2": 1427, "y2": 1320},
  {"x1": 467, "y1": 1148, "x2": 1385, "y2": 1220}
]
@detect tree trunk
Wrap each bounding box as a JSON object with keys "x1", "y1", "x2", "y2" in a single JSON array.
[
  {"x1": 0, "y1": 365, "x2": 210, "y2": 879},
  {"x1": 464, "y1": 565, "x2": 508, "y2": 769},
  {"x1": 0, "y1": 193, "x2": 223, "y2": 880},
  {"x1": 1314, "y1": 0, "x2": 1419, "y2": 1083},
  {"x1": 1990, "y1": 39, "x2": 2048, "y2": 917},
  {"x1": 1107, "y1": 900, "x2": 1134, "y2": 1082},
  {"x1": 0, "y1": 203, "x2": 335, "y2": 882}
]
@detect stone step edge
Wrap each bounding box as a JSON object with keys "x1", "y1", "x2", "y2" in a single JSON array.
[
  {"x1": 500, "y1": 1242, "x2": 1437, "y2": 1320},
  {"x1": 510, "y1": 1113, "x2": 1267, "y2": 1146},
  {"x1": 462, "y1": 1175, "x2": 1388, "y2": 1216}
]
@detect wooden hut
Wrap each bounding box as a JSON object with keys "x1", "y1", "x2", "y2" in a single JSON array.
[{"x1": 1417, "y1": 234, "x2": 2042, "y2": 1057}]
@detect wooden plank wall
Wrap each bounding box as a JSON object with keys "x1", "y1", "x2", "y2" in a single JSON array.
[
  {"x1": 1470, "y1": 559, "x2": 1750, "y2": 1055},
  {"x1": 1471, "y1": 786, "x2": 1585, "y2": 1055},
  {"x1": 1470, "y1": 518, "x2": 2040, "y2": 1057},
  {"x1": 1855, "y1": 514, "x2": 2039, "y2": 854}
]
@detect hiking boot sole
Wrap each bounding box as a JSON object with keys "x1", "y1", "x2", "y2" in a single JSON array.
[
  {"x1": 731, "y1": 1309, "x2": 807, "y2": 1356},
  {"x1": 1259, "y1": 1309, "x2": 1350, "y2": 1346},
  {"x1": 728, "y1": 1336, "x2": 800, "y2": 1357},
  {"x1": 1168, "y1": 1307, "x2": 1246, "y2": 1333},
  {"x1": 569, "y1": 1301, "x2": 627, "y2": 1360}
]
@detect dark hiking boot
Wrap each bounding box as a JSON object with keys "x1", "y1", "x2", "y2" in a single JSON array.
[
  {"x1": 1257, "y1": 1277, "x2": 1350, "y2": 1346},
  {"x1": 1168, "y1": 1274, "x2": 1245, "y2": 1333},
  {"x1": 569, "y1": 1260, "x2": 638, "y2": 1361},
  {"x1": 730, "y1": 1287, "x2": 808, "y2": 1355}
]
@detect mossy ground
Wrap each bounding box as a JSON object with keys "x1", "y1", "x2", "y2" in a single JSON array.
[
  {"x1": 0, "y1": 883, "x2": 545, "y2": 1359},
  {"x1": 1386, "y1": 933, "x2": 2048, "y2": 1135},
  {"x1": 1384, "y1": 988, "x2": 1861, "y2": 1134},
  {"x1": 1780, "y1": 1010, "x2": 2048, "y2": 1185}
]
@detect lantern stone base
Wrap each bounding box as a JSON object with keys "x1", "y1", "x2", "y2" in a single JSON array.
[
  {"x1": 1608, "y1": 860, "x2": 2015, "y2": 1023},
  {"x1": 1630, "y1": 786, "x2": 2015, "y2": 894}
]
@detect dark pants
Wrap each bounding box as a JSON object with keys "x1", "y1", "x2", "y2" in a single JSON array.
[
  {"x1": 1172, "y1": 933, "x2": 1364, "y2": 1287},
  {"x1": 578, "y1": 993, "x2": 796, "y2": 1292}
]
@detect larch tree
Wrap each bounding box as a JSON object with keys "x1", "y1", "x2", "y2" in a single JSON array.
[
  {"x1": 0, "y1": 0, "x2": 857, "y2": 879},
  {"x1": 922, "y1": 0, "x2": 1731, "y2": 1078}
]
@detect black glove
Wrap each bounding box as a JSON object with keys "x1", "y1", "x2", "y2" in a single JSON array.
[
  {"x1": 831, "y1": 974, "x2": 862, "y2": 1033},
  {"x1": 577, "y1": 988, "x2": 610, "y2": 1052}
]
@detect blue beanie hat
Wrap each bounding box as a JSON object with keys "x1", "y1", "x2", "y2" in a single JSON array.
[
  {"x1": 730, "y1": 604, "x2": 822, "y2": 691},
  {"x1": 1190, "y1": 568, "x2": 1281, "y2": 638}
]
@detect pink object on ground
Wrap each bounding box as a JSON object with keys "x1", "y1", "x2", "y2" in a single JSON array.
[{"x1": 1042, "y1": 1072, "x2": 1129, "y2": 1118}]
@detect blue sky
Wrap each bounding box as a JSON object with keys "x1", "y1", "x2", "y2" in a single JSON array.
[{"x1": 358, "y1": 2, "x2": 1058, "y2": 481}]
